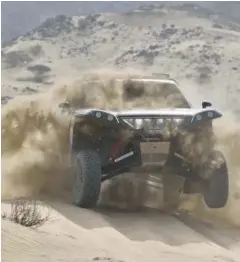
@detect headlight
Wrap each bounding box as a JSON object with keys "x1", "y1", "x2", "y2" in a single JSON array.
[
  {"x1": 195, "y1": 114, "x2": 202, "y2": 121},
  {"x1": 173, "y1": 118, "x2": 184, "y2": 124},
  {"x1": 207, "y1": 111, "x2": 214, "y2": 118},
  {"x1": 95, "y1": 112, "x2": 102, "y2": 118},
  {"x1": 107, "y1": 115, "x2": 114, "y2": 121}
]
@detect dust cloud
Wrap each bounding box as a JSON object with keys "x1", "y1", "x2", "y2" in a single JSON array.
[
  {"x1": 1, "y1": 69, "x2": 184, "y2": 199},
  {"x1": 1, "y1": 69, "x2": 240, "y2": 226},
  {"x1": 185, "y1": 113, "x2": 240, "y2": 227}
]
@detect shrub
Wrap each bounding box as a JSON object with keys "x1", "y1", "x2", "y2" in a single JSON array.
[
  {"x1": 1, "y1": 200, "x2": 50, "y2": 228},
  {"x1": 78, "y1": 18, "x2": 89, "y2": 31},
  {"x1": 4, "y1": 51, "x2": 33, "y2": 68},
  {"x1": 27, "y1": 64, "x2": 51, "y2": 75},
  {"x1": 30, "y1": 44, "x2": 43, "y2": 57},
  {"x1": 25, "y1": 64, "x2": 51, "y2": 83}
]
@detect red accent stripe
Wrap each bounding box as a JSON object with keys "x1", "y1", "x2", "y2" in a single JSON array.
[{"x1": 110, "y1": 142, "x2": 121, "y2": 159}]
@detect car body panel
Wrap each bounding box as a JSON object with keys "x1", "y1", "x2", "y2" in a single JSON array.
[{"x1": 73, "y1": 108, "x2": 222, "y2": 124}]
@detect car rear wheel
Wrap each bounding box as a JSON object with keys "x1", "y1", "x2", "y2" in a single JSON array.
[{"x1": 202, "y1": 150, "x2": 229, "y2": 208}]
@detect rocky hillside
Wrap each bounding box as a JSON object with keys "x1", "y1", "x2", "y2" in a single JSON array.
[
  {"x1": 1, "y1": 1, "x2": 147, "y2": 44},
  {"x1": 2, "y1": 3, "x2": 240, "y2": 114},
  {"x1": 2, "y1": 2, "x2": 240, "y2": 44}
]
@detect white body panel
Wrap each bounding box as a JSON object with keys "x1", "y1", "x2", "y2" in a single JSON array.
[
  {"x1": 116, "y1": 78, "x2": 178, "y2": 85},
  {"x1": 74, "y1": 107, "x2": 218, "y2": 118},
  {"x1": 115, "y1": 108, "x2": 217, "y2": 117}
]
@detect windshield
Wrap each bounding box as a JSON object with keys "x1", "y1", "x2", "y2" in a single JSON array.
[
  {"x1": 121, "y1": 79, "x2": 191, "y2": 109},
  {"x1": 64, "y1": 77, "x2": 191, "y2": 111}
]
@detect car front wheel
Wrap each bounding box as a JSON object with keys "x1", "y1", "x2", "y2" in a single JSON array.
[{"x1": 72, "y1": 149, "x2": 102, "y2": 208}]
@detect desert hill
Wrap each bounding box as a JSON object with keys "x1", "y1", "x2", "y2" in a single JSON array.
[{"x1": 2, "y1": 3, "x2": 240, "y2": 115}]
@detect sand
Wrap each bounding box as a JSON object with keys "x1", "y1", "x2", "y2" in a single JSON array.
[{"x1": 2, "y1": 199, "x2": 240, "y2": 262}]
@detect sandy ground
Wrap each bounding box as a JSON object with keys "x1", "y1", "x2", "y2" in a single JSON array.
[{"x1": 2, "y1": 199, "x2": 240, "y2": 262}]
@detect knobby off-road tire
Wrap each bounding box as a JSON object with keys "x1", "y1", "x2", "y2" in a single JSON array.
[
  {"x1": 203, "y1": 150, "x2": 229, "y2": 209},
  {"x1": 72, "y1": 150, "x2": 101, "y2": 208}
]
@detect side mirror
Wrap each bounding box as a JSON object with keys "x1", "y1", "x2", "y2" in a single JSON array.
[{"x1": 202, "y1": 101, "x2": 212, "y2": 108}]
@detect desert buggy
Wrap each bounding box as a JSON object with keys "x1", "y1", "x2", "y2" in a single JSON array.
[{"x1": 59, "y1": 75, "x2": 229, "y2": 210}]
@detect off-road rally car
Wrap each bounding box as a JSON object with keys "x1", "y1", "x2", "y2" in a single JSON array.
[{"x1": 59, "y1": 74, "x2": 229, "y2": 210}]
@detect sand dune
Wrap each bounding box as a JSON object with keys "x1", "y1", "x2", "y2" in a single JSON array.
[{"x1": 2, "y1": 200, "x2": 240, "y2": 262}]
